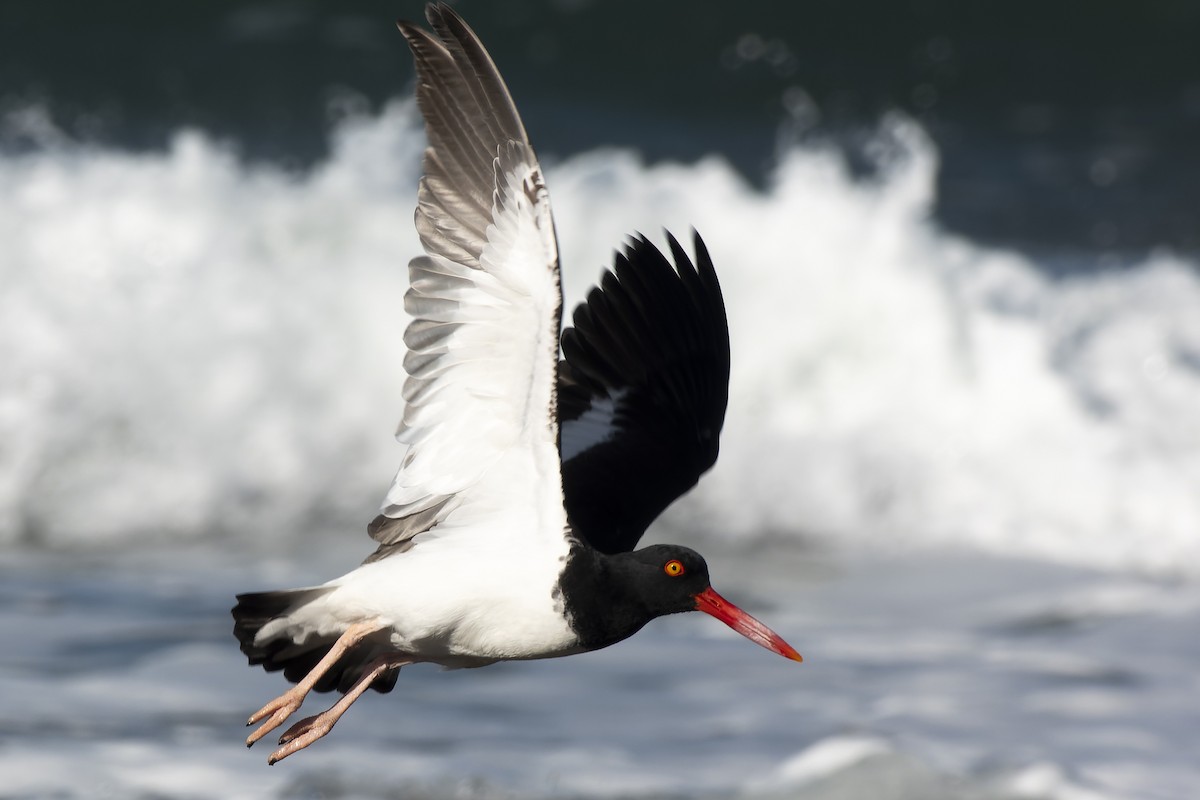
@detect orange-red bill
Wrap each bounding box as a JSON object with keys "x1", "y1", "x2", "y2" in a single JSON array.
[{"x1": 693, "y1": 586, "x2": 803, "y2": 662}]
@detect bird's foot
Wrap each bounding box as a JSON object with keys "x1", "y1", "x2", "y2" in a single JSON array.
[
  {"x1": 259, "y1": 654, "x2": 410, "y2": 765},
  {"x1": 245, "y1": 686, "x2": 307, "y2": 747},
  {"x1": 268, "y1": 710, "x2": 336, "y2": 764}
]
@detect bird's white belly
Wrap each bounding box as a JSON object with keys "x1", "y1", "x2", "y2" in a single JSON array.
[{"x1": 318, "y1": 539, "x2": 579, "y2": 665}]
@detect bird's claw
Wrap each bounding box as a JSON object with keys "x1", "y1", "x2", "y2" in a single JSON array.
[
  {"x1": 277, "y1": 714, "x2": 318, "y2": 746},
  {"x1": 267, "y1": 713, "x2": 332, "y2": 764},
  {"x1": 245, "y1": 689, "x2": 306, "y2": 747}
]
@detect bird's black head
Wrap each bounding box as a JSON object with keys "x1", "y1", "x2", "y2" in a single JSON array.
[
  {"x1": 619, "y1": 544, "x2": 712, "y2": 617},
  {"x1": 561, "y1": 542, "x2": 801, "y2": 662}
]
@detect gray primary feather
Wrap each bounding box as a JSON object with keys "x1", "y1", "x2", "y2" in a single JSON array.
[
  {"x1": 398, "y1": 3, "x2": 532, "y2": 269},
  {"x1": 364, "y1": 497, "x2": 456, "y2": 564}
]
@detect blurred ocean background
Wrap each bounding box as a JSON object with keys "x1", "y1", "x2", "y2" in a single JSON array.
[{"x1": 2, "y1": 2, "x2": 1198, "y2": 798}]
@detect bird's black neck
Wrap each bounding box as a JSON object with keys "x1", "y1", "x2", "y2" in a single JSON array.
[{"x1": 557, "y1": 543, "x2": 656, "y2": 652}]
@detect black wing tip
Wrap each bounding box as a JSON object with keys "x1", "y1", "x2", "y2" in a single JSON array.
[
  {"x1": 664, "y1": 229, "x2": 684, "y2": 258},
  {"x1": 616, "y1": 228, "x2": 710, "y2": 273},
  {"x1": 689, "y1": 228, "x2": 715, "y2": 273},
  {"x1": 596, "y1": 229, "x2": 716, "y2": 316},
  {"x1": 566, "y1": 225, "x2": 728, "y2": 396}
]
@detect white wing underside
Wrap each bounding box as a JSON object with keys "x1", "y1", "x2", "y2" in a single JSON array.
[{"x1": 377, "y1": 141, "x2": 565, "y2": 555}]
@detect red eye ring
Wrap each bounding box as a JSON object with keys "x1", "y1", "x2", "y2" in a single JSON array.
[{"x1": 664, "y1": 559, "x2": 685, "y2": 577}]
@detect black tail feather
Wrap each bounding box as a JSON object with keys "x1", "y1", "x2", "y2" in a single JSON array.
[{"x1": 231, "y1": 587, "x2": 399, "y2": 695}]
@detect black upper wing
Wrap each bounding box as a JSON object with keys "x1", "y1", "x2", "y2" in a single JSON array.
[{"x1": 558, "y1": 231, "x2": 730, "y2": 554}]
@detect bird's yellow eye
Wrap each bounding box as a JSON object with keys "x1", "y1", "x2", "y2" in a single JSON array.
[{"x1": 664, "y1": 559, "x2": 685, "y2": 577}]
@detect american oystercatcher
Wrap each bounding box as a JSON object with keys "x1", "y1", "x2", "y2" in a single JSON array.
[{"x1": 233, "y1": 3, "x2": 802, "y2": 765}]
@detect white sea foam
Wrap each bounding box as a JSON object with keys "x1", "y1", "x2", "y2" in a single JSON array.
[
  {"x1": 750, "y1": 735, "x2": 893, "y2": 789},
  {"x1": 2, "y1": 103, "x2": 1198, "y2": 573}
]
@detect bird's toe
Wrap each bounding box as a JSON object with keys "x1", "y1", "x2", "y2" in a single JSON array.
[{"x1": 277, "y1": 713, "x2": 319, "y2": 746}]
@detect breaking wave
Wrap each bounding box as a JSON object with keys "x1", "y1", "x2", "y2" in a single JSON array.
[{"x1": 2, "y1": 102, "x2": 1198, "y2": 574}]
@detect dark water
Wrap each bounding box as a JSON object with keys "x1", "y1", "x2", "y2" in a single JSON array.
[
  {"x1": 4, "y1": 545, "x2": 1198, "y2": 798},
  {"x1": 2, "y1": 0, "x2": 1198, "y2": 255}
]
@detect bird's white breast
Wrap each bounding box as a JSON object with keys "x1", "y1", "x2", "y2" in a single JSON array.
[{"x1": 306, "y1": 504, "x2": 578, "y2": 666}]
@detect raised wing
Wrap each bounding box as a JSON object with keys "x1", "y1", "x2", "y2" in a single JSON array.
[
  {"x1": 559, "y1": 232, "x2": 730, "y2": 554},
  {"x1": 367, "y1": 4, "x2": 562, "y2": 562}
]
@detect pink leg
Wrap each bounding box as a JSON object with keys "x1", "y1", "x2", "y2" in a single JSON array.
[
  {"x1": 245, "y1": 620, "x2": 387, "y2": 747},
  {"x1": 266, "y1": 654, "x2": 412, "y2": 765}
]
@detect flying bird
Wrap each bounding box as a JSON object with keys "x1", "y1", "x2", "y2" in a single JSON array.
[{"x1": 233, "y1": 2, "x2": 801, "y2": 765}]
